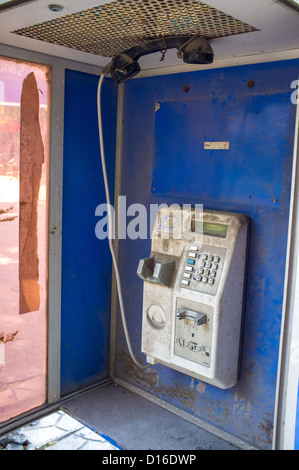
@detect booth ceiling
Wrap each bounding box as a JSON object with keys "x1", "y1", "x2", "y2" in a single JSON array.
[
  {"x1": 11, "y1": 0, "x2": 258, "y2": 58},
  {"x1": 0, "y1": 0, "x2": 298, "y2": 72}
]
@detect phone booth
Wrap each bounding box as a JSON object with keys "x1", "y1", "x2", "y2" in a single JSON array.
[{"x1": 0, "y1": 0, "x2": 299, "y2": 452}]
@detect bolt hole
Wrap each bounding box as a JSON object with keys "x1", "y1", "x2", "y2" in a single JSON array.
[
  {"x1": 48, "y1": 4, "x2": 64, "y2": 12},
  {"x1": 247, "y1": 79, "x2": 255, "y2": 88}
]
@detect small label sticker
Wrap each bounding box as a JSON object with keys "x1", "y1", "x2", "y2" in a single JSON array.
[{"x1": 204, "y1": 142, "x2": 230, "y2": 150}]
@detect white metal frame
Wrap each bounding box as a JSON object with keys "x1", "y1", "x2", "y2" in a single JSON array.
[{"x1": 274, "y1": 83, "x2": 299, "y2": 450}]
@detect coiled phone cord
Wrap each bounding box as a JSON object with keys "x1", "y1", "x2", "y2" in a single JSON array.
[{"x1": 97, "y1": 73, "x2": 152, "y2": 370}]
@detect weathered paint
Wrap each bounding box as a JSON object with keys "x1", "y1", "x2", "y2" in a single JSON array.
[{"x1": 115, "y1": 59, "x2": 299, "y2": 449}]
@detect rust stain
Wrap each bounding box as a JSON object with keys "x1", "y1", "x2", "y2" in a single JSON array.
[
  {"x1": 120, "y1": 350, "x2": 159, "y2": 389},
  {"x1": 120, "y1": 351, "x2": 197, "y2": 412},
  {"x1": 0, "y1": 216, "x2": 17, "y2": 222},
  {"x1": 190, "y1": 377, "x2": 207, "y2": 395},
  {"x1": 0, "y1": 206, "x2": 17, "y2": 222},
  {"x1": 19, "y1": 72, "x2": 44, "y2": 314},
  {"x1": 0, "y1": 331, "x2": 19, "y2": 343},
  {"x1": 119, "y1": 352, "x2": 244, "y2": 428},
  {"x1": 258, "y1": 414, "x2": 273, "y2": 444}
]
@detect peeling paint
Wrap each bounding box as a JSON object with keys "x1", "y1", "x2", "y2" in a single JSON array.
[
  {"x1": 19, "y1": 72, "x2": 44, "y2": 314},
  {"x1": 0, "y1": 206, "x2": 17, "y2": 222},
  {"x1": 0, "y1": 331, "x2": 18, "y2": 343},
  {"x1": 233, "y1": 393, "x2": 252, "y2": 418},
  {"x1": 190, "y1": 377, "x2": 207, "y2": 395}
]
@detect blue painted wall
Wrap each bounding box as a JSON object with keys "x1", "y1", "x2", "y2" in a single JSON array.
[
  {"x1": 115, "y1": 60, "x2": 299, "y2": 449},
  {"x1": 61, "y1": 70, "x2": 117, "y2": 395}
]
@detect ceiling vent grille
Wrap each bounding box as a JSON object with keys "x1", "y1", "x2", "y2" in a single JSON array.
[{"x1": 12, "y1": 0, "x2": 258, "y2": 57}]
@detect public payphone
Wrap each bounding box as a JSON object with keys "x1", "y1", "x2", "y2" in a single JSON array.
[{"x1": 137, "y1": 207, "x2": 249, "y2": 389}]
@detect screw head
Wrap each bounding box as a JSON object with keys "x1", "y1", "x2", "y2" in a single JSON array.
[{"x1": 48, "y1": 4, "x2": 64, "y2": 12}]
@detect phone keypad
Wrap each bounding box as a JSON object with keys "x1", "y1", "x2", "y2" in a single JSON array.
[
  {"x1": 180, "y1": 245, "x2": 226, "y2": 295},
  {"x1": 186, "y1": 252, "x2": 219, "y2": 285}
]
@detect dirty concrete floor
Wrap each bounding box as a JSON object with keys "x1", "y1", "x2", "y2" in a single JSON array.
[{"x1": 62, "y1": 382, "x2": 241, "y2": 451}]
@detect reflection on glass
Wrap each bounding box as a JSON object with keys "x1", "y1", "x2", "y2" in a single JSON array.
[{"x1": 0, "y1": 56, "x2": 50, "y2": 423}]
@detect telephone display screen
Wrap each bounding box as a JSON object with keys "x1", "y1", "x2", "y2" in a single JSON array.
[{"x1": 202, "y1": 222, "x2": 228, "y2": 238}]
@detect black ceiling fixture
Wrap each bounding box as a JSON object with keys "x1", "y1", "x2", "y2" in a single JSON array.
[
  {"x1": 110, "y1": 35, "x2": 214, "y2": 84},
  {"x1": 276, "y1": 0, "x2": 299, "y2": 13}
]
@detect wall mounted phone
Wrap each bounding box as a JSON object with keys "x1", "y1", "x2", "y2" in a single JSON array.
[{"x1": 137, "y1": 207, "x2": 250, "y2": 389}]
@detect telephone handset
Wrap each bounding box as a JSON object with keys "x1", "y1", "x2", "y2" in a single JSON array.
[{"x1": 137, "y1": 207, "x2": 250, "y2": 389}]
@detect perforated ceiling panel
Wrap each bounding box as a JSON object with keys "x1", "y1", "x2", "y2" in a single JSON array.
[{"x1": 12, "y1": 0, "x2": 258, "y2": 58}]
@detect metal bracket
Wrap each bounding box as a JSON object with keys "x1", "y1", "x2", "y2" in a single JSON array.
[{"x1": 137, "y1": 257, "x2": 175, "y2": 287}]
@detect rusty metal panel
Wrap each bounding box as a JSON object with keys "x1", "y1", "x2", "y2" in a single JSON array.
[{"x1": 115, "y1": 59, "x2": 299, "y2": 449}]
